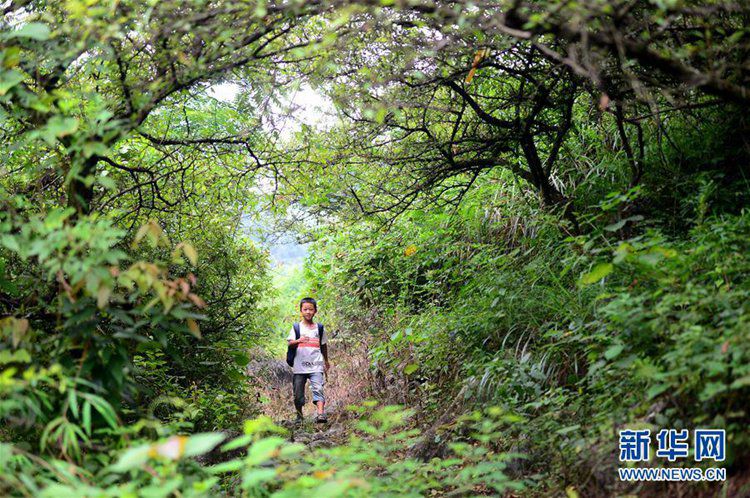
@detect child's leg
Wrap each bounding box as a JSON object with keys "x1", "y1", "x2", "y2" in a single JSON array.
[
  {"x1": 292, "y1": 374, "x2": 307, "y2": 415},
  {"x1": 309, "y1": 372, "x2": 325, "y2": 414}
]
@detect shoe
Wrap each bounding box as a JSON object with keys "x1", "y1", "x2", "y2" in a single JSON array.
[
  {"x1": 315, "y1": 413, "x2": 328, "y2": 423},
  {"x1": 295, "y1": 410, "x2": 304, "y2": 424}
]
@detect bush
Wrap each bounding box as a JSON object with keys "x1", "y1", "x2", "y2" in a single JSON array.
[{"x1": 0, "y1": 404, "x2": 525, "y2": 497}]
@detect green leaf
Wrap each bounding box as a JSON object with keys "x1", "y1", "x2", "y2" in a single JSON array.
[
  {"x1": 85, "y1": 394, "x2": 118, "y2": 428},
  {"x1": 279, "y1": 442, "x2": 305, "y2": 457},
  {"x1": 0, "y1": 349, "x2": 31, "y2": 364},
  {"x1": 46, "y1": 116, "x2": 79, "y2": 138},
  {"x1": 182, "y1": 242, "x2": 198, "y2": 266},
  {"x1": 44, "y1": 208, "x2": 74, "y2": 229},
  {"x1": 67, "y1": 389, "x2": 79, "y2": 419},
  {"x1": 245, "y1": 437, "x2": 285, "y2": 466},
  {"x1": 556, "y1": 424, "x2": 581, "y2": 435},
  {"x1": 604, "y1": 219, "x2": 626, "y2": 232},
  {"x1": 233, "y1": 352, "x2": 250, "y2": 367},
  {"x1": 566, "y1": 486, "x2": 580, "y2": 498},
  {"x1": 240, "y1": 468, "x2": 277, "y2": 488},
  {"x1": 243, "y1": 416, "x2": 286, "y2": 436},
  {"x1": 183, "y1": 433, "x2": 226, "y2": 457},
  {"x1": 646, "y1": 383, "x2": 670, "y2": 400},
  {"x1": 0, "y1": 70, "x2": 25, "y2": 96},
  {"x1": 700, "y1": 382, "x2": 728, "y2": 401},
  {"x1": 221, "y1": 434, "x2": 253, "y2": 452},
  {"x1": 0, "y1": 280, "x2": 18, "y2": 296},
  {"x1": 578, "y1": 262, "x2": 613, "y2": 285},
  {"x1": 97, "y1": 175, "x2": 117, "y2": 190},
  {"x1": 0, "y1": 235, "x2": 20, "y2": 253},
  {"x1": 82, "y1": 402, "x2": 91, "y2": 435},
  {"x1": 111, "y1": 444, "x2": 151, "y2": 472},
  {"x1": 8, "y1": 23, "x2": 51, "y2": 41},
  {"x1": 209, "y1": 459, "x2": 244, "y2": 474},
  {"x1": 404, "y1": 364, "x2": 419, "y2": 375},
  {"x1": 730, "y1": 375, "x2": 750, "y2": 389},
  {"x1": 604, "y1": 344, "x2": 624, "y2": 360}
]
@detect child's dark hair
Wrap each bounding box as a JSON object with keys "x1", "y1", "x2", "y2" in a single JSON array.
[{"x1": 299, "y1": 297, "x2": 317, "y2": 310}]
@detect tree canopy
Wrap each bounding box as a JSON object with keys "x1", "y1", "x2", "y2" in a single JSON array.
[{"x1": 1, "y1": 0, "x2": 749, "y2": 496}]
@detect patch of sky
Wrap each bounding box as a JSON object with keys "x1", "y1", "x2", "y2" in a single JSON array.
[{"x1": 207, "y1": 80, "x2": 336, "y2": 271}]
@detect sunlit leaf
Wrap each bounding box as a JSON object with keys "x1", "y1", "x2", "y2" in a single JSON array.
[
  {"x1": 578, "y1": 263, "x2": 613, "y2": 285},
  {"x1": 8, "y1": 23, "x2": 51, "y2": 40}
]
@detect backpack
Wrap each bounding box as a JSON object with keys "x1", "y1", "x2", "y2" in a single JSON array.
[{"x1": 286, "y1": 322, "x2": 325, "y2": 368}]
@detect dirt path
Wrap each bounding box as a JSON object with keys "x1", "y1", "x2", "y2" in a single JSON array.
[{"x1": 246, "y1": 344, "x2": 372, "y2": 449}]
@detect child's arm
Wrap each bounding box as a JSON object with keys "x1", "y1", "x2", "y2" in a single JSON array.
[{"x1": 321, "y1": 343, "x2": 330, "y2": 371}]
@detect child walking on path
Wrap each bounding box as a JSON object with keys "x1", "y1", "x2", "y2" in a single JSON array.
[{"x1": 286, "y1": 297, "x2": 331, "y2": 423}]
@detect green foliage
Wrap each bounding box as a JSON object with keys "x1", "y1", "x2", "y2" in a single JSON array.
[
  {"x1": 1, "y1": 0, "x2": 749, "y2": 495},
  {"x1": 0, "y1": 203, "x2": 209, "y2": 453},
  {"x1": 1, "y1": 405, "x2": 524, "y2": 497},
  {"x1": 306, "y1": 136, "x2": 750, "y2": 493}
]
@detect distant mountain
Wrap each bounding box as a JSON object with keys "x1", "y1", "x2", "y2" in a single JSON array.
[{"x1": 269, "y1": 240, "x2": 308, "y2": 266}]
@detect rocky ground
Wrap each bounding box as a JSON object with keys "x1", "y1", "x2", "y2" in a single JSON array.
[{"x1": 277, "y1": 416, "x2": 348, "y2": 450}]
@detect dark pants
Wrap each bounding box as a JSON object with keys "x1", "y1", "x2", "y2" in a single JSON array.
[{"x1": 293, "y1": 372, "x2": 325, "y2": 412}]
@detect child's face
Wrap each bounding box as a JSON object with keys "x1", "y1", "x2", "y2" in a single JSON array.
[{"x1": 300, "y1": 302, "x2": 316, "y2": 321}]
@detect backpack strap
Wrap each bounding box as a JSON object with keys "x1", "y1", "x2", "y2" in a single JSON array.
[{"x1": 294, "y1": 322, "x2": 324, "y2": 342}]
